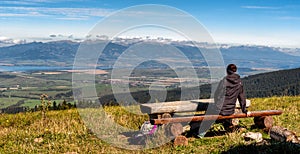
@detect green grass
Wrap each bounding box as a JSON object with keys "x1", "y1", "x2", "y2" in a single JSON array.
[
  {"x1": 2, "y1": 87, "x2": 71, "y2": 99},
  {"x1": 20, "y1": 99, "x2": 41, "y2": 108},
  {"x1": 21, "y1": 99, "x2": 76, "y2": 108},
  {"x1": 249, "y1": 96, "x2": 300, "y2": 134},
  {"x1": 0, "y1": 97, "x2": 75, "y2": 109},
  {"x1": 0, "y1": 96, "x2": 299, "y2": 153},
  {"x1": 0, "y1": 97, "x2": 24, "y2": 109}
]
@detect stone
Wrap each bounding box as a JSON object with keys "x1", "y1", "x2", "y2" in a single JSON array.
[
  {"x1": 174, "y1": 135, "x2": 188, "y2": 146},
  {"x1": 242, "y1": 132, "x2": 263, "y2": 142}
]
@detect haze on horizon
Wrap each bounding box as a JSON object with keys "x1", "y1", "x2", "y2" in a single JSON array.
[{"x1": 1, "y1": 0, "x2": 300, "y2": 48}]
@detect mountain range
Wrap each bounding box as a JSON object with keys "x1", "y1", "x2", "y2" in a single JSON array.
[{"x1": 0, "y1": 39, "x2": 299, "y2": 72}]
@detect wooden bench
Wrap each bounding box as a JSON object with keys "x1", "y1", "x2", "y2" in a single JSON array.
[
  {"x1": 141, "y1": 98, "x2": 251, "y2": 127},
  {"x1": 141, "y1": 98, "x2": 251, "y2": 118},
  {"x1": 140, "y1": 99, "x2": 282, "y2": 138}
]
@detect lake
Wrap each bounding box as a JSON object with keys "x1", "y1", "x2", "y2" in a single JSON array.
[
  {"x1": 0, "y1": 65, "x2": 111, "y2": 72},
  {"x1": 0, "y1": 65, "x2": 72, "y2": 72}
]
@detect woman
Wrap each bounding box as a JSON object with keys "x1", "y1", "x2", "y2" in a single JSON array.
[{"x1": 214, "y1": 64, "x2": 248, "y2": 116}]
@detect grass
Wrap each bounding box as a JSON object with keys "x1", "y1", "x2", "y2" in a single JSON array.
[
  {"x1": 21, "y1": 99, "x2": 69, "y2": 108},
  {"x1": 0, "y1": 96, "x2": 299, "y2": 153},
  {"x1": 249, "y1": 96, "x2": 300, "y2": 134},
  {"x1": 0, "y1": 98, "x2": 74, "y2": 109},
  {"x1": 0, "y1": 97, "x2": 24, "y2": 109}
]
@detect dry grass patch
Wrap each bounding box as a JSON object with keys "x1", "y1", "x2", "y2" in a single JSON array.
[{"x1": 0, "y1": 96, "x2": 299, "y2": 153}]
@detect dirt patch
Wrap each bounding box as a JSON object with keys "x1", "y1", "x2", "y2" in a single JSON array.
[{"x1": 64, "y1": 69, "x2": 108, "y2": 75}]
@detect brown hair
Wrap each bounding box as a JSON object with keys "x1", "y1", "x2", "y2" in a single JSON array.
[{"x1": 226, "y1": 64, "x2": 237, "y2": 74}]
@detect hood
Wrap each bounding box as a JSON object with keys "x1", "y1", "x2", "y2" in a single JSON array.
[{"x1": 226, "y1": 73, "x2": 241, "y2": 85}]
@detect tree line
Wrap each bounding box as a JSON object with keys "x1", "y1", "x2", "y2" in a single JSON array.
[{"x1": 242, "y1": 67, "x2": 300, "y2": 98}]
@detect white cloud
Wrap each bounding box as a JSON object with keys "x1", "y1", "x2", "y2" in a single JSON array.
[
  {"x1": 211, "y1": 31, "x2": 300, "y2": 48},
  {"x1": 56, "y1": 17, "x2": 89, "y2": 21},
  {"x1": 0, "y1": 36, "x2": 10, "y2": 41},
  {"x1": 0, "y1": 0, "x2": 54, "y2": 5},
  {"x1": 44, "y1": 7, "x2": 113, "y2": 17},
  {"x1": 0, "y1": 36, "x2": 26, "y2": 46},
  {"x1": 278, "y1": 16, "x2": 300, "y2": 20},
  {"x1": 0, "y1": 12, "x2": 46, "y2": 17},
  {"x1": 1, "y1": 1, "x2": 36, "y2": 5},
  {"x1": 0, "y1": 5, "x2": 190, "y2": 20},
  {"x1": 0, "y1": 6, "x2": 113, "y2": 19},
  {"x1": 241, "y1": 6, "x2": 280, "y2": 10},
  {"x1": 0, "y1": 13, "x2": 28, "y2": 17},
  {"x1": 0, "y1": 0, "x2": 55, "y2": 6}
]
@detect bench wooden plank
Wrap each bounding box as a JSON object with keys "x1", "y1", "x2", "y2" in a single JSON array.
[
  {"x1": 140, "y1": 99, "x2": 251, "y2": 114},
  {"x1": 150, "y1": 110, "x2": 283, "y2": 125}
]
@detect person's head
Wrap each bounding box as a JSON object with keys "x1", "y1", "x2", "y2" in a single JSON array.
[{"x1": 226, "y1": 64, "x2": 237, "y2": 75}]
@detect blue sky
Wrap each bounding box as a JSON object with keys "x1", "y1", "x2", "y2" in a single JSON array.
[{"x1": 1, "y1": 0, "x2": 300, "y2": 47}]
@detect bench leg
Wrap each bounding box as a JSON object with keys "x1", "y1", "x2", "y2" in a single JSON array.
[
  {"x1": 254, "y1": 116, "x2": 274, "y2": 130},
  {"x1": 164, "y1": 123, "x2": 183, "y2": 137}
]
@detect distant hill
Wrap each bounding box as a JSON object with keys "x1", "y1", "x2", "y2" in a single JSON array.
[
  {"x1": 0, "y1": 40, "x2": 299, "y2": 70},
  {"x1": 0, "y1": 41, "x2": 79, "y2": 62},
  {"x1": 243, "y1": 67, "x2": 300, "y2": 98},
  {"x1": 0, "y1": 41, "x2": 79, "y2": 65},
  {"x1": 221, "y1": 46, "x2": 300, "y2": 69},
  {"x1": 0, "y1": 41, "x2": 127, "y2": 66}
]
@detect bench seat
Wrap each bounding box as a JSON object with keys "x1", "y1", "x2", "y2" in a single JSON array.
[{"x1": 140, "y1": 98, "x2": 251, "y2": 114}]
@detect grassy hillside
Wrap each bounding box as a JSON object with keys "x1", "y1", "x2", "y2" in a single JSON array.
[
  {"x1": 243, "y1": 67, "x2": 300, "y2": 98},
  {"x1": 0, "y1": 96, "x2": 299, "y2": 153}
]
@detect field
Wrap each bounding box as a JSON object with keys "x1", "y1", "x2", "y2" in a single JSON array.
[
  {"x1": 0, "y1": 97, "x2": 24, "y2": 109},
  {"x1": 0, "y1": 71, "x2": 112, "y2": 110},
  {"x1": 0, "y1": 68, "x2": 201, "y2": 111},
  {"x1": 0, "y1": 96, "x2": 299, "y2": 153}
]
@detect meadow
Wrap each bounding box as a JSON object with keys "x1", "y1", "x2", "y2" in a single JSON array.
[{"x1": 0, "y1": 96, "x2": 299, "y2": 153}]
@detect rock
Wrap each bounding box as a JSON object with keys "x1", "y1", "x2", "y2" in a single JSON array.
[
  {"x1": 34, "y1": 137, "x2": 43, "y2": 143},
  {"x1": 270, "y1": 126, "x2": 299, "y2": 143},
  {"x1": 174, "y1": 135, "x2": 188, "y2": 146},
  {"x1": 242, "y1": 132, "x2": 263, "y2": 142}
]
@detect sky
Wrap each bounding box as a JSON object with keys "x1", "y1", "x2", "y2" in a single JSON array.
[{"x1": 1, "y1": 0, "x2": 300, "y2": 47}]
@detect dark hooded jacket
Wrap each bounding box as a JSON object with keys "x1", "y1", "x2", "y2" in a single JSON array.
[{"x1": 214, "y1": 73, "x2": 247, "y2": 116}]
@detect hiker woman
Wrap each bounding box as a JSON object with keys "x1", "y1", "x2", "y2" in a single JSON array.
[{"x1": 214, "y1": 64, "x2": 248, "y2": 116}]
